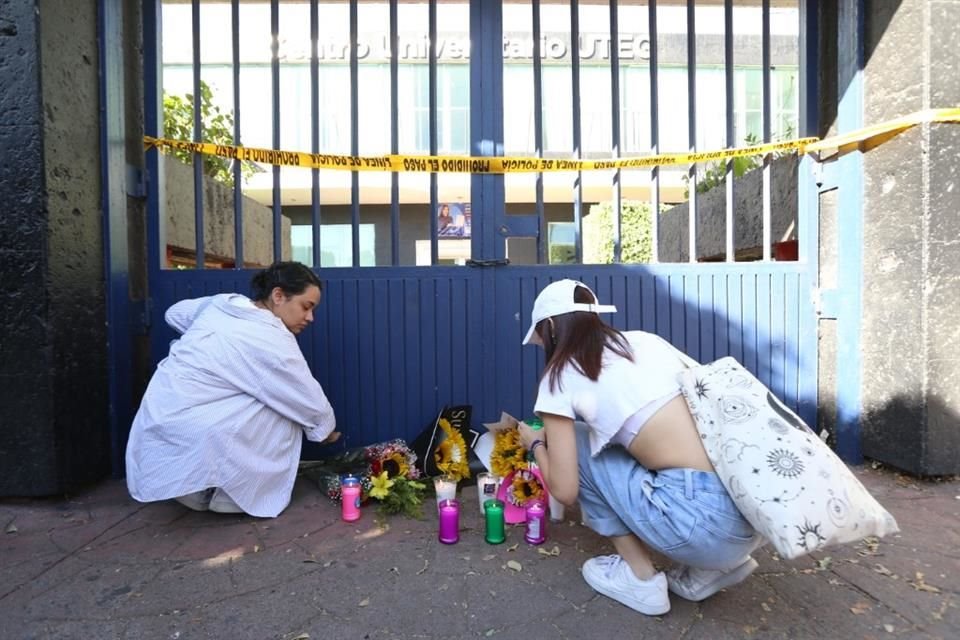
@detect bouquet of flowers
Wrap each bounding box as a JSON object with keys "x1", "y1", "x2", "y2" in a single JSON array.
[
  {"x1": 485, "y1": 412, "x2": 548, "y2": 522},
  {"x1": 302, "y1": 439, "x2": 427, "y2": 518},
  {"x1": 410, "y1": 405, "x2": 484, "y2": 482}
]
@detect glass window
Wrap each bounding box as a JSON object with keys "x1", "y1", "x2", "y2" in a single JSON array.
[
  {"x1": 548, "y1": 222, "x2": 577, "y2": 264},
  {"x1": 291, "y1": 224, "x2": 376, "y2": 267},
  {"x1": 541, "y1": 65, "x2": 573, "y2": 153},
  {"x1": 620, "y1": 66, "x2": 651, "y2": 154},
  {"x1": 399, "y1": 64, "x2": 469, "y2": 154}
]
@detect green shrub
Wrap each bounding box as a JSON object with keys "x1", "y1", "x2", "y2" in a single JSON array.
[
  {"x1": 583, "y1": 200, "x2": 653, "y2": 264},
  {"x1": 163, "y1": 80, "x2": 254, "y2": 186},
  {"x1": 549, "y1": 243, "x2": 577, "y2": 265},
  {"x1": 685, "y1": 126, "x2": 797, "y2": 197}
]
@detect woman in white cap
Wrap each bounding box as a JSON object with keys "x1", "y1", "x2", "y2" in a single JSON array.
[{"x1": 517, "y1": 279, "x2": 762, "y2": 616}]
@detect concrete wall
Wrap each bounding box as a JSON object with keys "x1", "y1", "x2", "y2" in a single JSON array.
[
  {"x1": 164, "y1": 156, "x2": 291, "y2": 266},
  {"x1": 658, "y1": 154, "x2": 798, "y2": 262},
  {"x1": 855, "y1": 0, "x2": 960, "y2": 474},
  {"x1": 0, "y1": 0, "x2": 110, "y2": 494}
]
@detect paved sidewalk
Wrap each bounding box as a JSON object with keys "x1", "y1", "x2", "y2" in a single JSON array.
[{"x1": 1, "y1": 466, "x2": 957, "y2": 640}]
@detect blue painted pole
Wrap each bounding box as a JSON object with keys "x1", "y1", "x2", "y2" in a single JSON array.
[
  {"x1": 99, "y1": 0, "x2": 132, "y2": 475},
  {"x1": 796, "y1": 0, "x2": 820, "y2": 431},
  {"x1": 834, "y1": 0, "x2": 865, "y2": 463}
]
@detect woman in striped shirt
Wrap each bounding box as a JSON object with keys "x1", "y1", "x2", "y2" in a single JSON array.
[{"x1": 125, "y1": 262, "x2": 339, "y2": 517}]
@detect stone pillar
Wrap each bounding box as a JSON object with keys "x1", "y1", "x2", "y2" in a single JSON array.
[
  {"x1": 0, "y1": 0, "x2": 111, "y2": 494},
  {"x1": 857, "y1": 0, "x2": 960, "y2": 474}
]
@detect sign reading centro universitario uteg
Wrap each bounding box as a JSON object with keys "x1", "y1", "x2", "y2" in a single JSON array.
[{"x1": 276, "y1": 33, "x2": 651, "y2": 63}]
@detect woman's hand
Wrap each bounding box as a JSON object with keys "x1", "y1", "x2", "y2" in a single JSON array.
[
  {"x1": 322, "y1": 431, "x2": 342, "y2": 445},
  {"x1": 518, "y1": 421, "x2": 543, "y2": 450}
]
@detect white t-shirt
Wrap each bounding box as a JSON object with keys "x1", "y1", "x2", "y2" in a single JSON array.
[{"x1": 533, "y1": 330, "x2": 695, "y2": 456}]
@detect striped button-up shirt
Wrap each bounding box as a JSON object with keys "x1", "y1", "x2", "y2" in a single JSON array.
[{"x1": 126, "y1": 294, "x2": 336, "y2": 517}]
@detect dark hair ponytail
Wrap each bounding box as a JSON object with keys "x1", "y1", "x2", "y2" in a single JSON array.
[
  {"x1": 250, "y1": 261, "x2": 322, "y2": 302},
  {"x1": 540, "y1": 285, "x2": 632, "y2": 392}
]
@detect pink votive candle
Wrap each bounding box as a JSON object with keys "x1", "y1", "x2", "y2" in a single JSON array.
[
  {"x1": 438, "y1": 498, "x2": 460, "y2": 544},
  {"x1": 340, "y1": 477, "x2": 361, "y2": 522}
]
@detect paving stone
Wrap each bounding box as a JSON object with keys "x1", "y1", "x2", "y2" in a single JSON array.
[{"x1": 0, "y1": 468, "x2": 956, "y2": 639}]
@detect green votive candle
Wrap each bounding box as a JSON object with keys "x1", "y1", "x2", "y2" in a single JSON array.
[{"x1": 483, "y1": 499, "x2": 506, "y2": 544}]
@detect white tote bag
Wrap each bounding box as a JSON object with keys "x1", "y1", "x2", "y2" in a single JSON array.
[{"x1": 675, "y1": 355, "x2": 899, "y2": 559}]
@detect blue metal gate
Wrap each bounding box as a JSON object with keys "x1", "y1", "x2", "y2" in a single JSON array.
[{"x1": 139, "y1": 0, "x2": 819, "y2": 456}]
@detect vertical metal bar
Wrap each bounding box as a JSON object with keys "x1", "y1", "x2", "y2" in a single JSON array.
[
  {"x1": 429, "y1": 0, "x2": 439, "y2": 265},
  {"x1": 231, "y1": 0, "x2": 244, "y2": 268},
  {"x1": 191, "y1": 0, "x2": 205, "y2": 268},
  {"x1": 472, "y1": 0, "x2": 505, "y2": 262},
  {"x1": 533, "y1": 0, "x2": 545, "y2": 264},
  {"x1": 571, "y1": 0, "x2": 583, "y2": 263},
  {"x1": 310, "y1": 0, "x2": 322, "y2": 268},
  {"x1": 762, "y1": 0, "x2": 772, "y2": 262},
  {"x1": 144, "y1": 0, "x2": 163, "y2": 275},
  {"x1": 609, "y1": 0, "x2": 622, "y2": 264},
  {"x1": 390, "y1": 0, "x2": 400, "y2": 266},
  {"x1": 685, "y1": 0, "x2": 696, "y2": 264},
  {"x1": 144, "y1": 0, "x2": 164, "y2": 364},
  {"x1": 724, "y1": 0, "x2": 734, "y2": 262},
  {"x1": 270, "y1": 0, "x2": 282, "y2": 263},
  {"x1": 650, "y1": 0, "x2": 661, "y2": 263},
  {"x1": 835, "y1": 0, "x2": 865, "y2": 463},
  {"x1": 350, "y1": 0, "x2": 360, "y2": 267},
  {"x1": 799, "y1": 0, "x2": 820, "y2": 143}
]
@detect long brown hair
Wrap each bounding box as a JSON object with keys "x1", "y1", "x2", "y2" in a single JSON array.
[{"x1": 537, "y1": 285, "x2": 633, "y2": 392}]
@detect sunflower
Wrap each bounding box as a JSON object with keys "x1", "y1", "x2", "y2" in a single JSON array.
[
  {"x1": 364, "y1": 440, "x2": 420, "y2": 480},
  {"x1": 509, "y1": 468, "x2": 544, "y2": 506},
  {"x1": 434, "y1": 418, "x2": 471, "y2": 481},
  {"x1": 369, "y1": 471, "x2": 395, "y2": 500},
  {"x1": 490, "y1": 427, "x2": 528, "y2": 478},
  {"x1": 380, "y1": 450, "x2": 409, "y2": 478}
]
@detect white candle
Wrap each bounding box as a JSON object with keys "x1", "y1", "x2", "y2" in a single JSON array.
[
  {"x1": 548, "y1": 493, "x2": 565, "y2": 522},
  {"x1": 434, "y1": 475, "x2": 458, "y2": 509},
  {"x1": 476, "y1": 472, "x2": 501, "y2": 515}
]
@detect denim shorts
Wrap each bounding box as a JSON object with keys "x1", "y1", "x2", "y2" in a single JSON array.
[{"x1": 574, "y1": 422, "x2": 762, "y2": 570}]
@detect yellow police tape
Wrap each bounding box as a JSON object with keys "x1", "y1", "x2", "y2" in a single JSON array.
[{"x1": 143, "y1": 107, "x2": 960, "y2": 174}]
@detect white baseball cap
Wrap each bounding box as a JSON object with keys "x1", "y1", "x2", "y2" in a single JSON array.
[{"x1": 522, "y1": 279, "x2": 617, "y2": 346}]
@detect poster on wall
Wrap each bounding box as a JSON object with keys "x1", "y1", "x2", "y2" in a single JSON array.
[{"x1": 437, "y1": 202, "x2": 471, "y2": 239}]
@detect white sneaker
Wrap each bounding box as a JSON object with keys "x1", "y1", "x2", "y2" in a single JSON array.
[
  {"x1": 667, "y1": 557, "x2": 759, "y2": 602},
  {"x1": 581, "y1": 555, "x2": 671, "y2": 616},
  {"x1": 174, "y1": 489, "x2": 213, "y2": 512},
  {"x1": 209, "y1": 488, "x2": 245, "y2": 514}
]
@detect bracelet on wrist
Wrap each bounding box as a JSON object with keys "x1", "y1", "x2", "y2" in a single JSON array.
[{"x1": 530, "y1": 439, "x2": 547, "y2": 454}]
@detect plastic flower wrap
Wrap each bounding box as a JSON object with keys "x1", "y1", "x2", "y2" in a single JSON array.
[
  {"x1": 433, "y1": 418, "x2": 471, "y2": 482},
  {"x1": 483, "y1": 412, "x2": 548, "y2": 523}
]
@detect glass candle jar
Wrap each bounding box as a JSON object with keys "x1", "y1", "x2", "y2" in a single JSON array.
[
  {"x1": 438, "y1": 498, "x2": 460, "y2": 544},
  {"x1": 483, "y1": 499, "x2": 506, "y2": 545}
]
